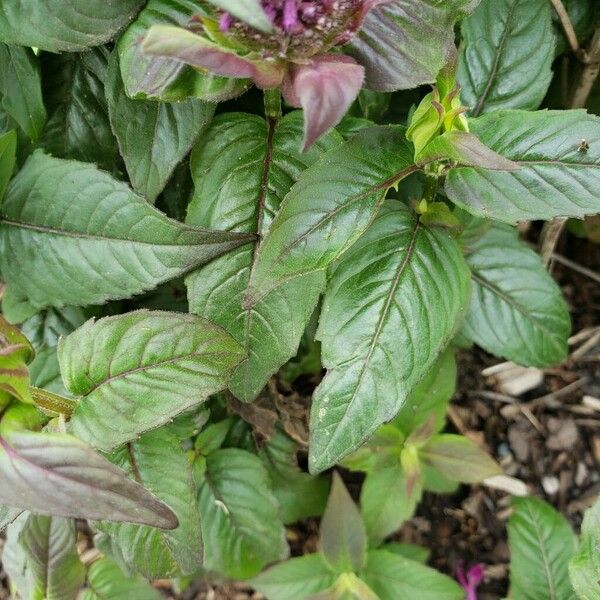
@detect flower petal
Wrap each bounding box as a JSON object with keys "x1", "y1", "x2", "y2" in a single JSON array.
[
  {"x1": 143, "y1": 25, "x2": 284, "y2": 88},
  {"x1": 284, "y1": 55, "x2": 364, "y2": 151}
]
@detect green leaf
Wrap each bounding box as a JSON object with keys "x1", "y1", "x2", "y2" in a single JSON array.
[
  {"x1": 0, "y1": 129, "x2": 16, "y2": 203},
  {"x1": 195, "y1": 447, "x2": 289, "y2": 579},
  {"x1": 508, "y1": 496, "x2": 578, "y2": 600},
  {"x1": 0, "y1": 314, "x2": 34, "y2": 404},
  {"x1": 205, "y1": 0, "x2": 274, "y2": 33},
  {"x1": 118, "y1": 0, "x2": 249, "y2": 101},
  {"x1": 0, "y1": 0, "x2": 145, "y2": 52},
  {"x1": 39, "y1": 48, "x2": 118, "y2": 172},
  {"x1": 309, "y1": 204, "x2": 471, "y2": 472},
  {"x1": 362, "y1": 550, "x2": 465, "y2": 600},
  {"x1": 259, "y1": 427, "x2": 330, "y2": 524},
  {"x1": 0, "y1": 505, "x2": 22, "y2": 531},
  {"x1": 0, "y1": 151, "x2": 253, "y2": 311},
  {"x1": 0, "y1": 44, "x2": 46, "y2": 140},
  {"x1": 319, "y1": 473, "x2": 367, "y2": 574},
  {"x1": 392, "y1": 347, "x2": 456, "y2": 437},
  {"x1": 107, "y1": 51, "x2": 214, "y2": 203},
  {"x1": 419, "y1": 434, "x2": 501, "y2": 483},
  {"x1": 360, "y1": 463, "x2": 421, "y2": 546},
  {"x1": 569, "y1": 496, "x2": 600, "y2": 599},
  {"x1": 445, "y1": 110, "x2": 600, "y2": 223},
  {"x1": 3, "y1": 514, "x2": 33, "y2": 599},
  {"x1": 186, "y1": 112, "x2": 341, "y2": 402},
  {"x1": 79, "y1": 558, "x2": 163, "y2": 600},
  {"x1": 248, "y1": 126, "x2": 418, "y2": 302},
  {"x1": 0, "y1": 404, "x2": 177, "y2": 527},
  {"x1": 18, "y1": 514, "x2": 85, "y2": 600},
  {"x1": 380, "y1": 542, "x2": 430, "y2": 564},
  {"x1": 60, "y1": 310, "x2": 245, "y2": 451},
  {"x1": 346, "y1": 0, "x2": 477, "y2": 91},
  {"x1": 96, "y1": 427, "x2": 202, "y2": 578},
  {"x1": 251, "y1": 554, "x2": 336, "y2": 600},
  {"x1": 194, "y1": 418, "x2": 233, "y2": 456},
  {"x1": 22, "y1": 307, "x2": 88, "y2": 352},
  {"x1": 461, "y1": 224, "x2": 570, "y2": 366},
  {"x1": 458, "y1": 0, "x2": 555, "y2": 116}
]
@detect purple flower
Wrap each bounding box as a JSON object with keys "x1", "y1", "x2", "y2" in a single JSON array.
[
  {"x1": 143, "y1": 0, "x2": 390, "y2": 149},
  {"x1": 456, "y1": 562, "x2": 485, "y2": 600}
]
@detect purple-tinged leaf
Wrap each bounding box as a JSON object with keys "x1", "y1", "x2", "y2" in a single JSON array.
[
  {"x1": 143, "y1": 25, "x2": 284, "y2": 88},
  {"x1": 283, "y1": 55, "x2": 364, "y2": 150},
  {"x1": 0, "y1": 405, "x2": 178, "y2": 528},
  {"x1": 0, "y1": 315, "x2": 34, "y2": 404}
]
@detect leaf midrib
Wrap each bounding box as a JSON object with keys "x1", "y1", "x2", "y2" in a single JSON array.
[{"x1": 524, "y1": 503, "x2": 558, "y2": 600}]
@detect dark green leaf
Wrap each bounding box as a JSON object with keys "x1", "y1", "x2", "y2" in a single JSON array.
[
  {"x1": 319, "y1": 473, "x2": 367, "y2": 574},
  {"x1": 0, "y1": 129, "x2": 16, "y2": 203},
  {"x1": 194, "y1": 418, "x2": 233, "y2": 456},
  {"x1": 79, "y1": 558, "x2": 163, "y2": 600},
  {"x1": 419, "y1": 434, "x2": 501, "y2": 483},
  {"x1": 60, "y1": 310, "x2": 245, "y2": 450},
  {"x1": 445, "y1": 110, "x2": 600, "y2": 223},
  {"x1": 39, "y1": 48, "x2": 118, "y2": 171},
  {"x1": 0, "y1": 404, "x2": 177, "y2": 528},
  {"x1": 462, "y1": 224, "x2": 570, "y2": 366},
  {"x1": 362, "y1": 550, "x2": 464, "y2": 600},
  {"x1": 248, "y1": 126, "x2": 418, "y2": 302},
  {"x1": 96, "y1": 427, "x2": 202, "y2": 578},
  {"x1": 310, "y1": 204, "x2": 470, "y2": 472},
  {"x1": 569, "y1": 496, "x2": 600, "y2": 599},
  {"x1": 195, "y1": 448, "x2": 289, "y2": 579},
  {"x1": 508, "y1": 496, "x2": 578, "y2": 600},
  {"x1": 259, "y1": 428, "x2": 330, "y2": 524},
  {"x1": 347, "y1": 0, "x2": 477, "y2": 91},
  {"x1": 0, "y1": 44, "x2": 46, "y2": 140},
  {"x1": 107, "y1": 51, "x2": 214, "y2": 203},
  {"x1": 458, "y1": 0, "x2": 555, "y2": 116},
  {"x1": 18, "y1": 514, "x2": 85, "y2": 600},
  {"x1": 22, "y1": 307, "x2": 88, "y2": 352},
  {"x1": 187, "y1": 112, "x2": 340, "y2": 402},
  {"x1": 118, "y1": 0, "x2": 249, "y2": 101},
  {"x1": 0, "y1": 152, "x2": 253, "y2": 310},
  {"x1": 251, "y1": 554, "x2": 336, "y2": 600},
  {"x1": 0, "y1": 0, "x2": 145, "y2": 52}
]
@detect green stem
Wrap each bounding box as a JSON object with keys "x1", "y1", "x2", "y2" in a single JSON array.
[
  {"x1": 263, "y1": 88, "x2": 282, "y2": 120},
  {"x1": 30, "y1": 387, "x2": 77, "y2": 417}
]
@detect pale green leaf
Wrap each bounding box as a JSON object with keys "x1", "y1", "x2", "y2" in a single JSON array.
[
  {"x1": 0, "y1": 152, "x2": 253, "y2": 310},
  {"x1": 445, "y1": 110, "x2": 600, "y2": 223},
  {"x1": 458, "y1": 0, "x2": 555, "y2": 116},
  {"x1": 186, "y1": 112, "x2": 340, "y2": 402},
  {"x1": 310, "y1": 204, "x2": 471, "y2": 472},
  {"x1": 569, "y1": 496, "x2": 600, "y2": 599},
  {"x1": 60, "y1": 310, "x2": 245, "y2": 451}
]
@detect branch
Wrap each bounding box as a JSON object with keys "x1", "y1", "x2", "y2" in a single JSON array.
[
  {"x1": 549, "y1": 0, "x2": 579, "y2": 53},
  {"x1": 572, "y1": 25, "x2": 600, "y2": 108}
]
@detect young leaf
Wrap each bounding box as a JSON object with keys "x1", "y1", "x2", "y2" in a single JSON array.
[
  {"x1": 247, "y1": 126, "x2": 418, "y2": 302},
  {"x1": 508, "y1": 497, "x2": 578, "y2": 600},
  {"x1": 18, "y1": 514, "x2": 85, "y2": 600},
  {"x1": 419, "y1": 434, "x2": 501, "y2": 483},
  {"x1": 118, "y1": 0, "x2": 249, "y2": 102},
  {"x1": 259, "y1": 428, "x2": 330, "y2": 524},
  {"x1": 461, "y1": 224, "x2": 570, "y2": 366},
  {"x1": 60, "y1": 311, "x2": 245, "y2": 450},
  {"x1": 392, "y1": 347, "x2": 457, "y2": 436},
  {"x1": 0, "y1": 405, "x2": 177, "y2": 528},
  {"x1": 360, "y1": 462, "x2": 421, "y2": 546},
  {"x1": 0, "y1": 0, "x2": 145, "y2": 52},
  {"x1": 95, "y1": 427, "x2": 202, "y2": 578},
  {"x1": 458, "y1": 0, "x2": 555, "y2": 116},
  {"x1": 39, "y1": 48, "x2": 118, "y2": 172},
  {"x1": 186, "y1": 112, "x2": 340, "y2": 402},
  {"x1": 106, "y1": 51, "x2": 214, "y2": 203},
  {"x1": 205, "y1": 0, "x2": 274, "y2": 33},
  {"x1": 0, "y1": 152, "x2": 253, "y2": 310},
  {"x1": 0, "y1": 314, "x2": 34, "y2": 404},
  {"x1": 251, "y1": 554, "x2": 337, "y2": 600},
  {"x1": 0, "y1": 129, "x2": 16, "y2": 202},
  {"x1": 362, "y1": 550, "x2": 465, "y2": 600},
  {"x1": 79, "y1": 558, "x2": 163, "y2": 600},
  {"x1": 195, "y1": 448, "x2": 289, "y2": 579},
  {"x1": 310, "y1": 204, "x2": 471, "y2": 472},
  {"x1": 0, "y1": 44, "x2": 47, "y2": 140},
  {"x1": 346, "y1": 0, "x2": 477, "y2": 91},
  {"x1": 569, "y1": 496, "x2": 600, "y2": 599},
  {"x1": 445, "y1": 110, "x2": 600, "y2": 223},
  {"x1": 319, "y1": 473, "x2": 367, "y2": 574}
]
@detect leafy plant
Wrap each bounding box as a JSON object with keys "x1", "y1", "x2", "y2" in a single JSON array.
[{"x1": 0, "y1": 0, "x2": 598, "y2": 598}]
